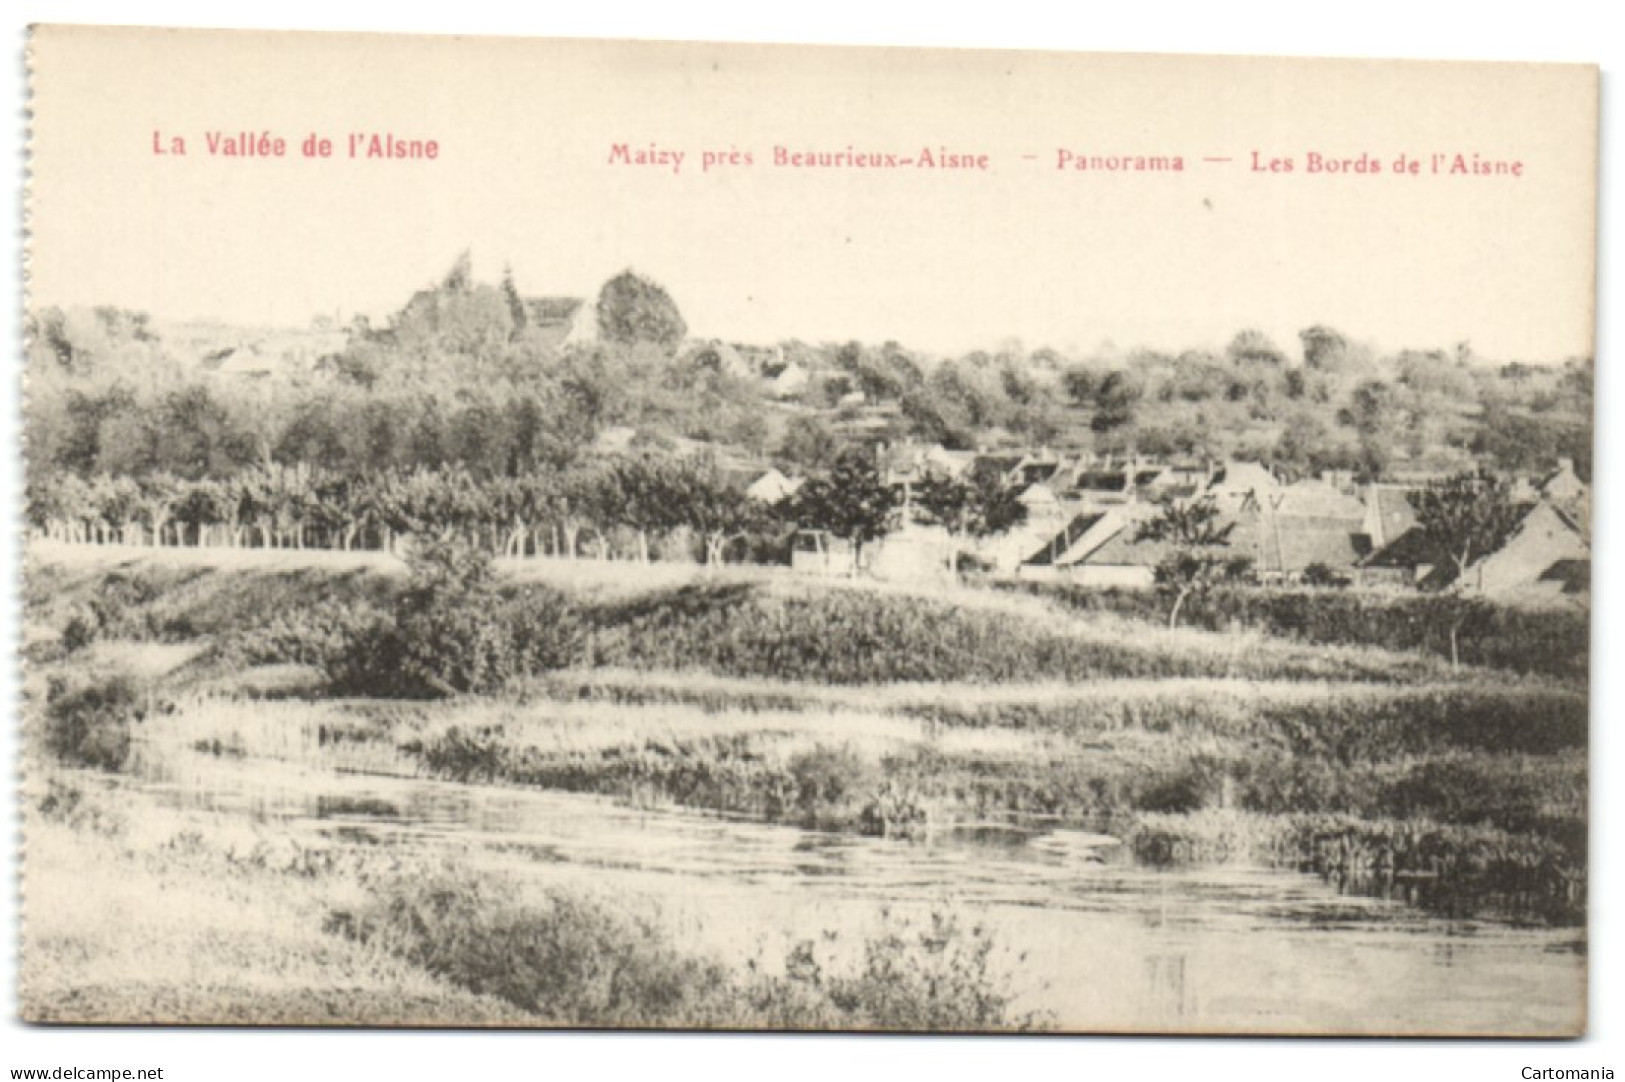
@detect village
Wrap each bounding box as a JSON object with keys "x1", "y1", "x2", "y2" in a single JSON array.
[
  {"x1": 21, "y1": 257, "x2": 1593, "y2": 614},
  {"x1": 771, "y1": 443, "x2": 1591, "y2": 605}
]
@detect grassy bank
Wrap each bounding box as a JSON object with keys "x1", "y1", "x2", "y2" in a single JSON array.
[
  {"x1": 24, "y1": 544, "x2": 1590, "y2": 937},
  {"x1": 23, "y1": 772, "x2": 1040, "y2": 1029},
  {"x1": 1003, "y1": 582, "x2": 1590, "y2": 682},
  {"x1": 31, "y1": 552, "x2": 1479, "y2": 690}
]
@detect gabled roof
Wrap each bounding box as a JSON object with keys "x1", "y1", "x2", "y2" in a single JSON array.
[
  {"x1": 1206, "y1": 460, "x2": 1277, "y2": 497},
  {"x1": 1068, "y1": 504, "x2": 1183, "y2": 567},
  {"x1": 1271, "y1": 480, "x2": 1366, "y2": 519},
  {"x1": 1539, "y1": 558, "x2": 1590, "y2": 594},
  {"x1": 1239, "y1": 512, "x2": 1367, "y2": 573},
  {"x1": 1023, "y1": 511, "x2": 1108, "y2": 566},
  {"x1": 1371, "y1": 487, "x2": 1419, "y2": 545},
  {"x1": 1070, "y1": 469, "x2": 1132, "y2": 493},
  {"x1": 524, "y1": 296, "x2": 585, "y2": 324},
  {"x1": 970, "y1": 454, "x2": 1024, "y2": 482},
  {"x1": 1360, "y1": 525, "x2": 1434, "y2": 570}
]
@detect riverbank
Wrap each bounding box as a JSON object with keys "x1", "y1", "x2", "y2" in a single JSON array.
[{"x1": 20, "y1": 542, "x2": 1590, "y2": 1028}]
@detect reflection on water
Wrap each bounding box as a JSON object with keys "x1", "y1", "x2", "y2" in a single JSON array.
[{"x1": 117, "y1": 739, "x2": 1586, "y2": 1035}]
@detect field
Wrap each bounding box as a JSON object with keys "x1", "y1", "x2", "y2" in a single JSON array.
[{"x1": 20, "y1": 541, "x2": 1590, "y2": 1027}]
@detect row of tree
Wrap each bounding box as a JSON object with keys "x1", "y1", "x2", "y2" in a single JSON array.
[
  {"x1": 26, "y1": 457, "x2": 762, "y2": 566},
  {"x1": 25, "y1": 451, "x2": 1029, "y2": 571}
]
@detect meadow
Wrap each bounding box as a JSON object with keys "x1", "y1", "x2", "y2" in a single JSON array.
[{"x1": 20, "y1": 542, "x2": 1590, "y2": 1025}]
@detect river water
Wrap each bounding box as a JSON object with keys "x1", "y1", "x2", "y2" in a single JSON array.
[{"x1": 118, "y1": 739, "x2": 1586, "y2": 1035}]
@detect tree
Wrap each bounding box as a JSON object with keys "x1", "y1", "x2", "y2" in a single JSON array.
[
  {"x1": 1132, "y1": 496, "x2": 1238, "y2": 628},
  {"x1": 784, "y1": 448, "x2": 901, "y2": 574},
  {"x1": 1298, "y1": 325, "x2": 1349, "y2": 369},
  {"x1": 777, "y1": 414, "x2": 843, "y2": 472},
  {"x1": 1408, "y1": 470, "x2": 1523, "y2": 589},
  {"x1": 913, "y1": 471, "x2": 1028, "y2": 572},
  {"x1": 595, "y1": 270, "x2": 687, "y2": 354},
  {"x1": 442, "y1": 250, "x2": 474, "y2": 293},
  {"x1": 1226, "y1": 328, "x2": 1288, "y2": 367},
  {"x1": 672, "y1": 456, "x2": 770, "y2": 567}
]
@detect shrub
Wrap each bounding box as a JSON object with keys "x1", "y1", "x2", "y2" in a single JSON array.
[
  {"x1": 326, "y1": 868, "x2": 734, "y2": 1026},
  {"x1": 1005, "y1": 582, "x2": 1589, "y2": 679},
  {"x1": 504, "y1": 588, "x2": 584, "y2": 673},
  {"x1": 591, "y1": 584, "x2": 1426, "y2": 685},
  {"x1": 228, "y1": 597, "x2": 390, "y2": 667},
  {"x1": 328, "y1": 867, "x2": 1035, "y2": 1029},
  {"x1": 787, "y1": 744, "x2": 877, "y2": 821},
  {"x1": 749, "y1": 909, "x2": 1032, "y2": 1031},
  {"x1": 42, "y1": 671, "x2": 149, "y2": 770},
  {"x1": 322, "y1": 543, "x2": 582, "y2": 698},
  {"x1": 34, "y1": 778, "x2": 126, "y2": 835}
]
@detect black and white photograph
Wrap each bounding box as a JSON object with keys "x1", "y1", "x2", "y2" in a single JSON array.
[{"x1": 8, "y1": 12, "x2": 1614, "y2": 1069}]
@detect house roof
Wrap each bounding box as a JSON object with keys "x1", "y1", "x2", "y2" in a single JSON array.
[
  {"x1": 1023, "y1": 512, "x2": 1108, "y2": 566},
  {"x1": 1069, "y1": 504, "x2": 1182, "y2": 567},
  {"x1": 524, "y1": 296, "x2": 584, "y2": 323},
  {"x1": 970, "y1": 454, "x2": 1024, "y2": 482},
  {"x1": 1372, "y1": 487, "x2": 1419, "y2": 544},
  {"x1": 1237, "y1": 512, "x2": 1367, "y2": 573},
  {"x1": 1360, "y1": 525, "x2": 1434, "y2": 570},
  {"x1": 1207, "y1": 460, "x2": 1277, "y2": 497},
  {"x1": 1070, "y1": 469, "x2": 1132, "y2": 493},
  {"x1": 1273, "y1": 480, "x2": 1366, "y2": 519},
  {"x1": 1539, "y1": 558, "x2": 1591, "y2": 594}
]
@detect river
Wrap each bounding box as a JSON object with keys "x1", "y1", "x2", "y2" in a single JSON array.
[{"x1": 115, "y1": 735, "x2": 1585, "y2": 1035}]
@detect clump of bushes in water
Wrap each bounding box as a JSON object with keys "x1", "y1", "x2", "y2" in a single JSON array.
[
  {"x1": 410, "y1": 728, "x2": 929, "y2": 837},
  {"x1": 1127, "y1": 811, "x2": 1585, "y2": 925},
  {"x1": 41, "y1": 670, "x2": 153, "y2": 771},
  {"x1": 904, "y1": 685, "x2": 1586, "y2": 762},
  {"x1": 325, "y1": 866, "x2": 1034, "y2": 1029}
]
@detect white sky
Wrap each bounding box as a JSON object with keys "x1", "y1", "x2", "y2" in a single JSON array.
[{"x1": 28, "y1": 29, "x2": 1598, "y2": 363}]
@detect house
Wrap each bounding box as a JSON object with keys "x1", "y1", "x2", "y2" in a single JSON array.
[
  {"x1": 1539, "y1": 457, "x2": 1587, "y2": 503},
  {"x1": 789, "y1": 523, "x2": 953, "y2": 582},
  {"x1": 1355, "y1": 525, "x2": 1441, "y2": 588},
  {"x1": 1359, "y1": 485, "x2": 1420, "y2": 554},
  {"x1": 1016, "y1": 482, "x2": 1066, "y2": 520},
  {"x1": 521, "y1": 296, "x2": 594, "y2": 350},
  {"x1": 744, "y1": 467, "x2": 801, "y2": 505},
  {"x1": 1357, "y1": 499, "x2": 1590, "y2": 600},
  {"x1": 766, "y1": 362, "x2": 811, "y2": 399},
  {"x1": 922, "y1": 445, "x2": 977, "y2": 479},
  {"x1": 1459, "y1": 501, "x2": 1589, "y2": 603},
  {"x1": 969, "y1": 453, "x2": 1026, "y2": 485},
  {"x1": 1204, "y1": 460, "x2": 1278, "y2": 504},
  {"x1": 681, "y1": 339, "x2": 753, "y2": 379},
  {"x1": 1232, "y1": 507, "x2": 1367, "y2": 582},
  {"x1": 1017, "y1": 502, "x2": 1167, "y2": 586}
]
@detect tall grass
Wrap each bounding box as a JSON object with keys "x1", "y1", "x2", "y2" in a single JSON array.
[
  {"x1": 588, "y1": 583, "x2": 1448, "y2": 685},
  {"x1": 327, "y1": 866, "x2": 1035, "y2": 1029},
  {"x1": 1008, "y1": 583, "x2": 1589, "y2": 681}
]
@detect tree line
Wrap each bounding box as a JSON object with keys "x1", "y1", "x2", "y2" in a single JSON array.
[
  {"x1": 26, "y1": 449, "x2": 1032, "y2": 571},
  {"x1": 26, "y1": 456, "x2": 765, "y2": 566}
]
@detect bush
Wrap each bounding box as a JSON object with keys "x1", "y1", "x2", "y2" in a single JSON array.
[
  {"x1": 228, "y1": 597, "x2": 390, "y2": 667},
  {"x1": 1006, "y1": 582, "x2": 1589, "y2": 679},
  {"x1": 787, "y1": 744, "x2": 877, "y2": 822},
  {"x1": 751, "y1": 909, "x2": 1027, "y2": 1031},
  {"x1": 326, "y1": 868, "x2": 734, "y2": 1026},
  {"x1": 328, "y1": 867, "x2": 1035, "y2": 1029},
  {"x1": 43, "y1": 671, "x2": 148, "y2": 770},
  {"x1": 322, "y1": 542, "x2": 582, "y2": 698},
  {"x1": 591, "y1": 584, "x2": 1426, "y2": 685}
]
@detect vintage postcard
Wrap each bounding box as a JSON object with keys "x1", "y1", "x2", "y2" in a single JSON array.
[{"x1": 19, "y1": 25, "x2": 1596, "y2": 1033}]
